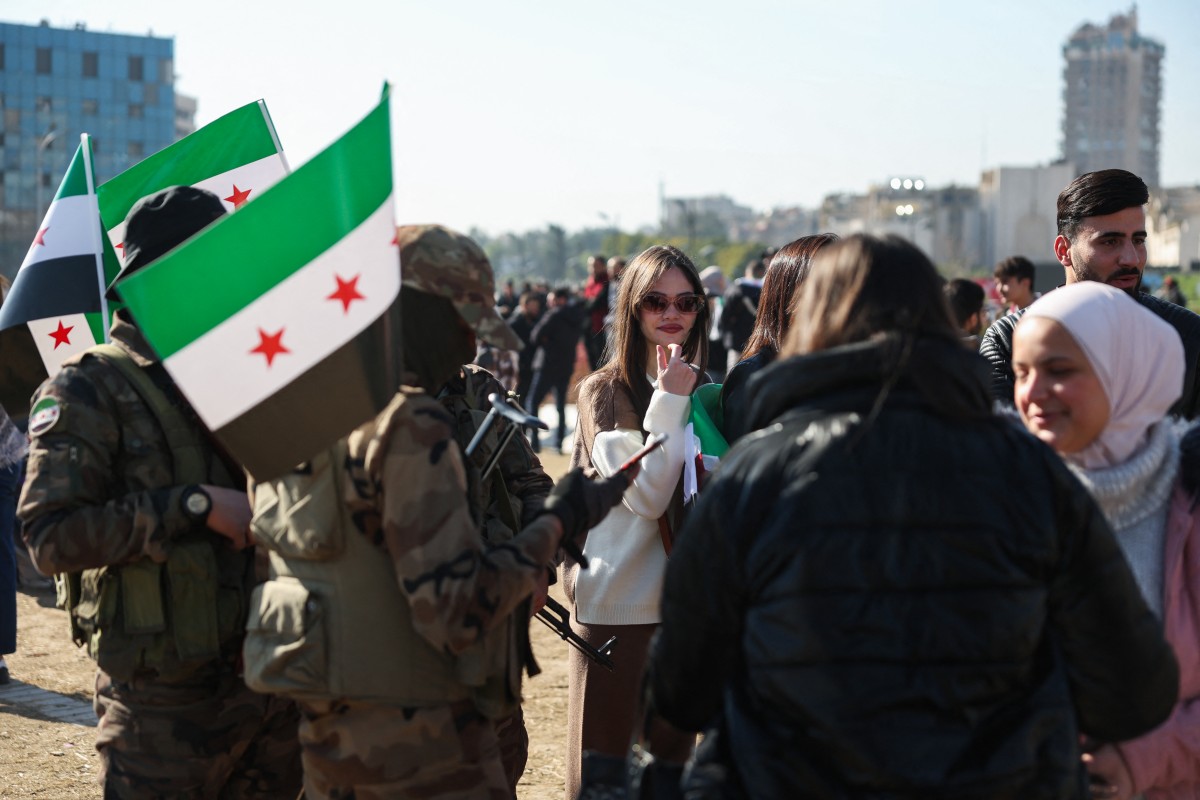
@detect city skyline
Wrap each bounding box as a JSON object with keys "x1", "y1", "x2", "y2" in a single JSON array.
[{"x1": 4, "y1": 0, "x2": 1200, "y2": 237}]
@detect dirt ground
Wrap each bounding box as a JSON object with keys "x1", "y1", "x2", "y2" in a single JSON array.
[{"x1": 0, "y1": 449, "x2": 576, "y2": 800}]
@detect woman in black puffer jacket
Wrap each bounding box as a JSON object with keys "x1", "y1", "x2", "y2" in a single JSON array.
[{"x1": 648, "y1": 234, "x2": 1179, "y2": 800}]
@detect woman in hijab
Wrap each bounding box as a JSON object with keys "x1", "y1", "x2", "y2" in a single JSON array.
[
  {"x1": 648, "y1": 235, "x2": 1177, "y2": 799},
  {"x1": 1012, "y1": 281, "x2": 1200, "y2": 800}
]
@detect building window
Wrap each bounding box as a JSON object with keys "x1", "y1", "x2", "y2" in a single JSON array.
[
  {"x1": 129, "y1": 103, "x2": 143, "y2": 119},
  {"x1": 41, "y1": 172, "x2": 53, "y2": 188},
  {"x1": 128, "y1": 55, "x2": 144, "y2": 81},
  {"x1": 36, "y1": 48, "x2": 52, "y2": 74},
  {"x1": 36, "y1": 97, "x2": 52, "y2": 114},
  {"x1": 128, "y1": 141, "x2": 143, "y2": 158},
  {"x1": 83, "y1": 51, "x2": 98, "y2": 77},
  {"x1": 0, "y1": 44, "x2": 6, "y2": 70},
  {"x1": 82, "y1": 99, "x2": 99, "y2": 115},
  {"x1": 144, "y1": 84, "x2": 158, "y2": 105},
  {"x1": 159, "y1": 58, "x2": 173, "y2": 84}
]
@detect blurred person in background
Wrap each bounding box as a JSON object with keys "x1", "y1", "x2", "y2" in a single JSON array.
[
  {"x1": 528, "y1": 287, "x2": 583, "y2": 452},
  {"x1": 994, "y1": 255, "x2": 1038, "y2": 312},
  {"x1": 721, "y1": 234, "x2": 838, "y2": 442},
  {"x1": 508, "y1": 292, "x2": 544, "y2": 406},
  {"x1": 583, "y1": 255, "x2": 610, "y2": 370},
  {"x1": 699, "y1": 265, "x2": 727, "y2": 382},
  {"x1": 718, "y1": 257, "x2": 766, "y2": 374},
  {"x1": 945, "y1": 277, "x2": 987, "y2": 348}
]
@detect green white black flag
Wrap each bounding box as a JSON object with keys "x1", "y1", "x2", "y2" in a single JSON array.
[
  {"x1": 0, "y1": 135, "x2": 118, "y2": 413},
  {"x1": 118, "y1": 93, "x2": 399, "y2": 480}
]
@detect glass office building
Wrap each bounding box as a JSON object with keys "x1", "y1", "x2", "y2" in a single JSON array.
[{"x1": 0, "y1": 20, "x2": 179, "y2": 278}]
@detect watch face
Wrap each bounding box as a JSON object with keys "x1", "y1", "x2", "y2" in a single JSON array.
[{"x1": 185, "y1": 490, "x2": 210, "y2": 518}]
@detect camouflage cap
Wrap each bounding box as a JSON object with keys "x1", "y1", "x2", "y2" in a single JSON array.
[{"x1": 395, "y1": 224, "x2": 522, "y2": 351}]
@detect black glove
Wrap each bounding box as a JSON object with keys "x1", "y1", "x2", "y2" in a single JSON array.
[{"x1": 540, "y1": 467, "x2": 631, "y2": 568}]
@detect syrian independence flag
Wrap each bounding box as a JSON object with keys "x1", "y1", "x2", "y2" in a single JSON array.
[
  {"x1": 0, "y1": 136, "x2": 119, "y2": 414},
  {"x1": 98, "y1": 99, "x2": 289, "y2": 255},
  {"x1": 118, "y1": 92, "x2": 399, "y2": 480}
]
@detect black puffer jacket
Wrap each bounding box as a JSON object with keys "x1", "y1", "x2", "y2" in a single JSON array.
[
  {"x1": 650, "y1": 335, "x2": 1178, "y2": 800},
  {"x1": 980, "y1": 291, "x2": 1200, "y2": 419}
]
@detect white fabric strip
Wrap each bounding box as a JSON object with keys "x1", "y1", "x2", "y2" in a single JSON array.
[
  {"x1": 105, "y1": 153, "x2": 289, "y2": 251},
  {"x1": 163, "y1": 196, "x2": 399, "y2": 431},
  {"x1": 28, "y1": 314, "x2": 98, "y2": 377}
]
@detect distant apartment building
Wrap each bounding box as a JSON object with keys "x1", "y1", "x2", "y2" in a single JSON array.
[
  {"x1": 0, "y1": 20, "x2": 179, "y2": 278},
  {"x1": 661, "y1": 194, "x2": 755, "y2": 241},
  {"x1": 1061, "y1": 8, "x2": 1163, "y2": 187}
]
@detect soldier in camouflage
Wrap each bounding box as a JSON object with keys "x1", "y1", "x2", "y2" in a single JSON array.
[
  {"x1": 243, "y1": 225, "x2": 630, "y2": 799},
  {"x1": 439, "y1": 363, "x2": 554, "y2": 791},
  {"x1": 17, "y1": 187, "x2": 302, "y2": 798}
]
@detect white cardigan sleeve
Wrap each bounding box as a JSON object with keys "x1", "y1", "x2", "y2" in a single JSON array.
[{"x1": 591, "y1": 388, "x2": 691, "y2": 520}]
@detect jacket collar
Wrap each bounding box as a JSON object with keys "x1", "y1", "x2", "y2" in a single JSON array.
[
  {"x1": 110, "y1": 308, "x2": 162, "y2": 368},
  {"x1": 744, "y1": 333, "x2": 994, "y2": 431}
]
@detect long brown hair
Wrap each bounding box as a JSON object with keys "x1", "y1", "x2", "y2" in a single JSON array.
[
  {"x1": 741, "y1": 233, "x2": 838, "y2": 361},
  {"x1": 783, "y1": 234, "x2": 957, "y2": 356},
  {"x1": 600, "y1": 245, "x2": 709, "y2": 417}
]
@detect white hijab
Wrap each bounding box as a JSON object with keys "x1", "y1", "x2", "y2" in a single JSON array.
[{"x1": 1020, "y1": 282, "x2": 1184, "y2": 469}]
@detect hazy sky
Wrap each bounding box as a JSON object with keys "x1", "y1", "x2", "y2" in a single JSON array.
[{"x1": 7, "y1": 1, "x2": 1200, "y2": 235}]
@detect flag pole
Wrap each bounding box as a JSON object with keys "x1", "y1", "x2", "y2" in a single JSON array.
[
  {"x1": 80, "y1": 133, "x2": 111, "y2": 343},
  {"x1": 258, "y1": 100, "x2": 291, "y2": 174}
]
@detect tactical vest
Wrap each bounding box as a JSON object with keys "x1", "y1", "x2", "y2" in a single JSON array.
[
  {"x1": 243, "y1": 390, "x2": 514, "y2": 715},
  {"x1": 56, "y1": 344, "x2": 249, "y2": 683}
]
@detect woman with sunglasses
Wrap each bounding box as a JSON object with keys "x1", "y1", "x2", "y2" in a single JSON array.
[{"x1": 564, "y1": 244, "x2": 709, "y2": 799}]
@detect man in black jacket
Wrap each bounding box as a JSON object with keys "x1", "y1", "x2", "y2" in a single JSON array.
[
  {"x1": 980, "y1": 169, "x2": 1200, "y2": 418},
  {"x1": 527, "y1": 287, "x2": 582, "y2": 451}
]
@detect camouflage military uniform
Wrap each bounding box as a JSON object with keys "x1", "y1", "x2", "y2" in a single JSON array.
[
  {"x1": 286, "y1": 380, "x2": 561, "y2": 799},
  {"x1": 439, "y1": 363, "x2": 553, "y2": 792},
  {"x1": 18, "y1": 310, "x2": 302, "y2": 799}
]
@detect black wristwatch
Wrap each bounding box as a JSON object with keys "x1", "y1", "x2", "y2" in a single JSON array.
[{"x1": 181, "y1": 485, "x2": 212, "y2": 522}]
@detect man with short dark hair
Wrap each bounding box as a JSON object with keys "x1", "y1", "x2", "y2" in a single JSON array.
[
  {"x1": 980, "y1": 169, "x2": 1200, "y2": 418},
  {"x1": 945, "y1": 278, "x2": 986, "y2": 347},
  {"x1": 993, "y1": 255, "x2": 1037, "y2": 312}
]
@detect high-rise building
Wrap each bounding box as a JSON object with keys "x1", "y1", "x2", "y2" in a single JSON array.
[
  {"x1": 1061, "y1": 8, "x2": 1163, "y2": 187},
  {"x1": 0, "y1": 20, "x2": 180, "y2": 278}
]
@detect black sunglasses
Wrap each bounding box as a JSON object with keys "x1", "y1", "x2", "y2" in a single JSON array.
[{"x1": 640, "y1": 292, "x2": 705, "y2": 314}]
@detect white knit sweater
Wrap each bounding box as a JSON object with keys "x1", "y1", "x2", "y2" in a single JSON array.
[
  {"x1": 1067, "y1": 420, "x2": 1181, "y2": 619},
  {"x1": 573, "y1": 384, "x2": 691, "y2": 626}
]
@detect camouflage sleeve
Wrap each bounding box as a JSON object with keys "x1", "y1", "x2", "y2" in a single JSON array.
[
  {"x1": 374, "y1": 393, "x2": 561, "y2": 655},
  {"x1": 17, "y1": 364, "x2": 194, "y2": 574}
]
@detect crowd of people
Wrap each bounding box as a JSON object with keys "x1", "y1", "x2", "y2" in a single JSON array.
[{"x1": 1, "y1": 166, "x2": 1198, "y2": 800}]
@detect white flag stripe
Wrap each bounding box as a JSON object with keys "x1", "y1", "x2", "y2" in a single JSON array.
[
  {"x1": 28, "y1": 314, "x2": 98, "y2": 377},
  {"x1": 19, "y1": 196, "x2": 99, "y2": 270},
  {"x1": 163, "y1": 197, "x2": 399, "y2": 430},
  {"x1": 104, "y1": 153, "x2": 289, "y2": 251}
]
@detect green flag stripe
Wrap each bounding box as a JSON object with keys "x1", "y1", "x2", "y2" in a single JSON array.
[
  {"x1": 97, "y1": 101, "x2": 278, "y2": 229},
  {"x1": 52, "y1": 145, "x2": 89, "y2": 201},
  {"x1": 118, "y1": 98, "x2": 391, "y2": 357},
  {"x1": 85, "y1": 311, "x2": 107, "y2": 344}
]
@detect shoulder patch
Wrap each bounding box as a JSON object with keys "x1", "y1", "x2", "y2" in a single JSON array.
[{"x1": 29, "y1": 396, "x2": 61, "y2": 437}]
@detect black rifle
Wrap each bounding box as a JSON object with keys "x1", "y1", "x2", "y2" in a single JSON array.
[{"x1": 535, "y1": 596, "x2": 617, "y2": 671}]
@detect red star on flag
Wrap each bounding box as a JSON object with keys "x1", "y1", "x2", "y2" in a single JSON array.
[
  {"x1": 327, "y1": 274, "x2": 366, "y2": 313},
  {"x1": 391, "y1": 231, "x2": 399, "y2": 245},
  {"x1": 33, "y1": 227, "x2": 49, "y2": 246},
  {"x1": 225, "y1": 185, "x2": 252, "y2": 208},
  {"x1": 48, "y1": 320, "x2": 73, "y2": 349},
  {"x1": 250, "y1": 328, "x2": 289, "y2": 366}
]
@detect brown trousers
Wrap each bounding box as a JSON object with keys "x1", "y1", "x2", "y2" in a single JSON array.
[{"x1": 565, "y1": 619, "x2": 694, "y2": 800}]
